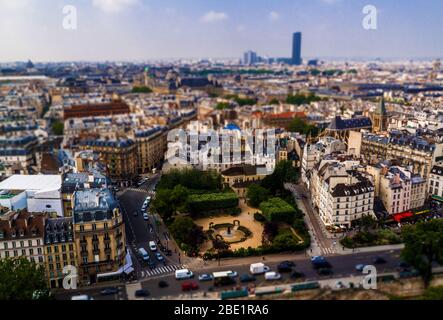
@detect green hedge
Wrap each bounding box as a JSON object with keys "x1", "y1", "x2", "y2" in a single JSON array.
[
  {"x1": 259, "y1": 197, "x2": 297, "y2": 224},
  {"x1": 188, "y1": 192, "x2": 239, "y2": 215}
]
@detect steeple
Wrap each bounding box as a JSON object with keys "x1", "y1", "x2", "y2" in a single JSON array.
[{"x1": 374, "y1": 95, "x2": 387, "y2": 116}]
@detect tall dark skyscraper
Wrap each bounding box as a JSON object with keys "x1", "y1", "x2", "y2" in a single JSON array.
[{"x1": 292, "y1": 32, "x2": 302, "y2": 66}]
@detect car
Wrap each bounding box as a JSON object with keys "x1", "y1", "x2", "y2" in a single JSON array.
[
  {"x1": 335, "y1": 281, "x2": 347, "y2": 289},
  {"x1": 149, "y1": 241, "x2": 157, "y2": 251},
  {"x1": 198, "y1": 274, "x2": 214, "y2": 282},
  {"x1": 240, "y1": 274, "x2": 256, "y2": 283},
  {"x1": 317, "y1": 268, "x2": 333, "y2": 276},
  {"x1": 278, "y1": 261, "x2": 295, "y2": 273},
  {"x1": 175, "y1": 269, "x2": 194, "y2": 280},
  {"x1": 158, "y1": 281, "x2": 169, "y2": 288},
  {"x1": 264, "y1": 272, "x2": 282, "y2": 281},
  {"x1": 182, "y1": 282, "x2": 199, "y2": 292},
  {"x1": 71, "y1": 295, "x2": 93, "y2": 300},
  {"x1": 355, "y1": 264, "x2": 366, "y2": 272},
  {"x1": 311, "y1": 256, "x2": 331, "y2": 269},
  {"x1": 133, "y1": 211, "x2": 138, "y2": 217},
  {"x1": 143, "y1": 213, "x2": 149, "y2": 221},
  {"x1": 100, "y1": 287, "x2": 119, "y2": 296},
  {"x1": 135, "y1": 289, "x2": 150, "y2": 298},
  {"x1": 155, "y1": 252, "x2": 164, "y2": 261},
  {"x1": 290, "y1": 271, "x2": 305, "y2": 279},
  {"x1": 373, "y1": 257, "x2": 387, "y2": 264}
]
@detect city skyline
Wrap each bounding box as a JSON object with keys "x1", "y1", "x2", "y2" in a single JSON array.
[{"x1": 1, "y1": 0, "x2": 443, "y2": 62}]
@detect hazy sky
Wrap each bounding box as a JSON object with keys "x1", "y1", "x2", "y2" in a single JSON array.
[{"x1": 0, "y1": 0, "x2": 442, "y2": 62}]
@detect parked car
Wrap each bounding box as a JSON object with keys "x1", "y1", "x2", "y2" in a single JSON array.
[
  {"x1": 100, "y1": 287, "x2": 119, "y2": 296},
  {"x1": 155, "y1": 252, "x2": 164, "y2": 261},
  {"x1": 143, "y1": 213, "x2": 149, "y2": 221},
  {"x1": 133, "y1": 211, "x2": 138, "y2": 217},
  {"x1": 240, "y1": 274, "x2": 256, "y2": 283},
  {"x1": 278, "y1": 261, "x2": 295, "y2": 273},
  {"x1": 135, "y1": 289, "x2": 150, "y2": 298},
  {"x1": 182, "y1": 282, "x2": 199, "y2": 292},
  {"x1": 149, "y1": 241, "x2": 157, "y2": 251},
  {"x1": 198, "y1": 274, "x2": 213, "y2": 282},
  {"x1": 158, "y1": 281, "x2": 169, "y2": 288},
  {"x1": 264, "y1": 272, "x2": 282, "y2": 281}
]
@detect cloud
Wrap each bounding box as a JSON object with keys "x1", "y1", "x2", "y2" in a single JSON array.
[
  {"x1": 269, "y1": 11, "x2": 280, "y2": 21},
  {"x1": 92, "y1": 0, "x2": 139, "y2": 13},
  {"x1": 201, "y1": 11, "x2": 228, "y2": 23}
]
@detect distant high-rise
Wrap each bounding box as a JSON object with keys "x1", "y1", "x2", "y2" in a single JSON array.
[
  {"x1": 292, "y1": 32, "x2": 302, "y2": 66},
  {"x1": 243, "y1": 50, "x2": 258, "y2": 66}
]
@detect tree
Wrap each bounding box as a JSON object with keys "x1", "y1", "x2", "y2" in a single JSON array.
[
  {"x1": 288, "y1": 117, "x2": 320, "y2": 137},
  {"x1": 212, "y1": 237, "x2": 231, "y2": 266},
  {"x1": 401, "y1": 220, "x2": 443, "y2": 288},
  {"x1": 132, "y1": 86, "x2": 152, "y2": 93},
  {"x1": 0, "y1": 257, "x2": 50, "y2": 300},
  {"x1": 261, "y1": 160, "x2": 299, "y2": 196},
  {"x1": 358, "y1": 215, "x2": 378, "y2": 232},
  {"x1": 246, "y1": 184, "x2": 270, "y2": 208},
  {"x1": 169, "y1": 217, "x2": 206, "y2": 253},
  {"x1": 51, "y1": 121, "x2": 64, "y2": 136},
  {"x1": 170, "y1": 185, "x2": 190, "y2": 213},
  {"x1": 268, "y1": 98, "x2": 280, "y2": 105},
  {"x1": 215, "y1": 102, "x2": 231, "y2": 110},
  {"x1": 151, "y1": 189, "x2": 175, "y2": 222}
]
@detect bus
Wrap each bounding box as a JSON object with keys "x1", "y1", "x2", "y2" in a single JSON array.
[{"x1": 213, "y1": 271, "x2": 237, "y2": 287}]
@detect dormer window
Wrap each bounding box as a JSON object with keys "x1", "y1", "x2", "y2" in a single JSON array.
[
  {"x1": 0, "y1": 231, "x2": 3, "y2": 239},
  {"x1": 19, "y1": 230, "x2": 24, "y2": 237},
  {"x1": 11, "y1": 231, "x2": 16, "y2": 238}
]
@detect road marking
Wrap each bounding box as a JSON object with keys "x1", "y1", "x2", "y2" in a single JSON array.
[{"x1": 144, "y1": 265, "x2": 184, "y2": 278}]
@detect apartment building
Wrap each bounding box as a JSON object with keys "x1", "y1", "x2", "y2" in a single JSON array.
[
  {"x1": 134, "y1": 126, "x2": 168, "y2": 174},
  {"x1": 72, "y1": 189, "x2": 126, "y2": 284},
  {"x1": 429, "y1": 165, "x2": 443, "y2": 202},
  {"x1": 44, "y1": 217, "x2": 77, "y2": 289},
  {"x1": 311, "y1": 161, "x2": 375, "y2": 228},
  {"x1": 0, "y1": 211, "x2": 45, "y2": 264},
  {"x1": 367, "y1": 164, "x2": 427, "y2": 215}
]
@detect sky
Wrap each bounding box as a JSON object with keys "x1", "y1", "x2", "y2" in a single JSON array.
[{"x1": 0, "y1": 0, "x2": 442, "y2": 62}]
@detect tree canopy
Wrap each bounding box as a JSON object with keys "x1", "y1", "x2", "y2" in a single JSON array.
[
  {"x1": 287, "y1": 117, "x2": 320, "y2": 137},
  {"x1": 246, "y1": 184, "x2": 271, "y2": 208},
  {"x1": 261, "y1": 160, "x2": 299, "y2": 196},
  {"x1": 0, "y1": 257, "x2": 50, "y2": 300},
  {"x1": 401, "y1": 220, "x2": 443, "y2": 288},
  {"x1": 169, "y1": 217, "x2": 206, "y2": 253}
]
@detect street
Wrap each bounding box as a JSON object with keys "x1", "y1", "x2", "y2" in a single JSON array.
[
  {"x1": 130, "y1": 249, "x2": 403, "y2": 299},
  {"x1": 117, "y1": 174, "x2": 184, "y2": 281}
]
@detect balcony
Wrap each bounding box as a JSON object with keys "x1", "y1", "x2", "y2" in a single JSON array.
[
  {"x1": 104, "y1": 248, "x2": 112, "y2": 255},
  {"x1": 93, "y1": 249, "x2": 100, "y2": 255}
]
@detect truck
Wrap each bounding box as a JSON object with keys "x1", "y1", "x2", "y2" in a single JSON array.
[{"x1": 250, "y1": 263, "x2": 270, "y2": 275}]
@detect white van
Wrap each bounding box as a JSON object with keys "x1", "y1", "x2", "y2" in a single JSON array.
[
  {"x1": 250, "y1": 263, "x2": 270, "y2": 275},
  {"x1": 71, "y1": 295, "x2": 93, "y2": 300},
  {"x1": 138, "y1": 248, "x2": 150, "y2": 262},
  {"x1": 175, "y1": 269, "x2": 194, "y2": 280},
  {"x1": 149, "y1": 241, "x2": 157, "y2": 251}
]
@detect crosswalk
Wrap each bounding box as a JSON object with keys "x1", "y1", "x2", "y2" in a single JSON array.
[
  {"x1": 322, "y1": 247, "x2": 335, "y2": 255},
  {"x1": 142, "y1": 265, "x2": 185, "y2": 278},
  {"x1": 125, "y1": 188, "x2": 149, "y2": 194}
]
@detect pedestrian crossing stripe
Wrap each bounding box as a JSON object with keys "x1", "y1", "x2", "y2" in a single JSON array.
[{"x1": 144, "y1": 265, "x2": 185, "y2": 277}]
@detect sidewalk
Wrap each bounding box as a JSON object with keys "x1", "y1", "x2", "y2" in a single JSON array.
[{"x1": 337, "y1": 243, "x2": 405, "y2": 255}]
